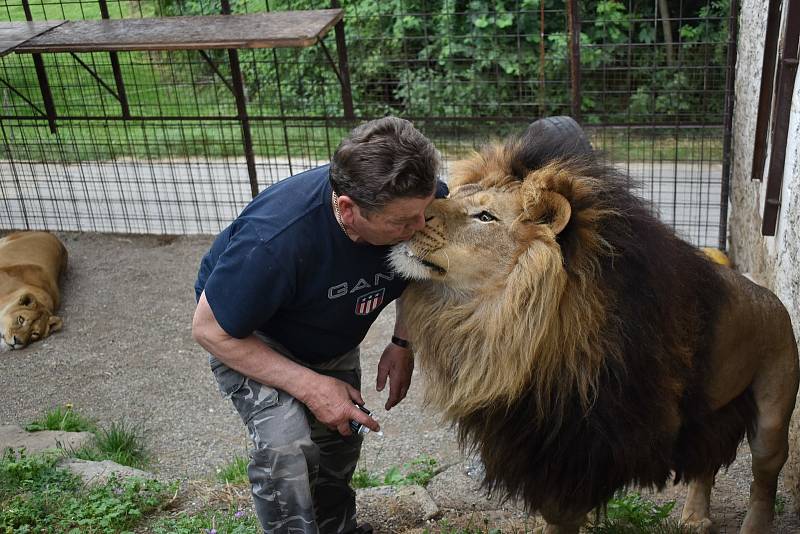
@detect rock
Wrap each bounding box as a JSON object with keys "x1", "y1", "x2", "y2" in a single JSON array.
[
  {"x1": 356, "y1": 484, "x2": 439, "y2": 532},
  {"x1": 58, "y1": 458, "x2": 157, "y2": 486},
  {"x1": 0, "y1": 424, "x2": 93, "y2": 455}
]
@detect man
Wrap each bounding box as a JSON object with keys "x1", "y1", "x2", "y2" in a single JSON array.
[{"x1": 192, "y1": 117, "x2": 446, "y2": 534}]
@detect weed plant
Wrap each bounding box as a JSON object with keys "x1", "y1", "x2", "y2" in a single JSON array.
[
  {"x1": 25, "y1": 404, "x2": 95, "y2": 433},
  {"x1": 351, "y1": 455, "x2": 438, "y2": 489},
  {"x1": 216, "y1": 455, "x2": 251, "y2": 485},
  {"x1": 151, "y1": 508, "x2": 260, "y2": 534},
  {"x1": 72, "y1": 420, "x2": 150, "y2": 469},
  {"x1": 588, "y1": 492, "x2": 693, "y2": 534}
]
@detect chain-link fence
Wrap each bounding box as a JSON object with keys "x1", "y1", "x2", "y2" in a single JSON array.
[{"x1": 1, "y1": 0, "x2": 735, "y2": 247}]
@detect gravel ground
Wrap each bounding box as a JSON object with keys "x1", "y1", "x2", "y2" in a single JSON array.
[{"x1": 1, "y1": 232, "x2": 798, "y2": 533}]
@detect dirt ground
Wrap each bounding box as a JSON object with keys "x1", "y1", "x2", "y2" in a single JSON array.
[{"x1": 1, "y1": 231, "x2": 798, "y2": 533}]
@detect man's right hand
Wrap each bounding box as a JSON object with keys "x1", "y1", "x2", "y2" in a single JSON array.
[{"x1": 300, "y1": 374, "x2": 380, "y2": 436}]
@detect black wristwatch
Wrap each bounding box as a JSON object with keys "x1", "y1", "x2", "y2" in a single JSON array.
[{"x1": 391, "y1": 335, "x2": 411, "y2": 349}]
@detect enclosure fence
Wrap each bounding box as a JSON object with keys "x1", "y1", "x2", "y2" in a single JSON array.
[{"x1": 1, "y1": 0, "x2": 736, "y2": 248}]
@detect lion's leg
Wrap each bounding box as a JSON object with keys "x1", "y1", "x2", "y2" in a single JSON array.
[
  {"x1": 741, "y1": 359, "x2": 799, "y2": 534},
  {"x1": 534, "y1": 507, "x2": 585, "y2": 534},
  {"x1": 680, "y1": 472, "x2": 714, "y2": 532},
  {"x1": 532, "y1": 520, "x2": 582, "y2": 534}
]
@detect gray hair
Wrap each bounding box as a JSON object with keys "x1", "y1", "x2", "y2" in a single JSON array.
[{"x1": 330, "y1": 117, "x2": 440, "y2": 213}]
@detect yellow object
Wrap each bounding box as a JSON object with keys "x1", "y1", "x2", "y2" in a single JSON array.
[{"x1": 701, "y1": 247, "x2": 731, "y2": 267}]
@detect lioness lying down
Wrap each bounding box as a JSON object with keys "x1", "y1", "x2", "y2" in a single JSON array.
[
  {"x1": 0, "y1": 231, "x2": 67, "y2": 350},
  {"x1": 390, "y1": 137, "x2": 799, "y2": 533}
]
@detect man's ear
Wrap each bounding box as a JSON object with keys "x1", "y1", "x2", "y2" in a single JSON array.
[{"x1": 336, "y1": 194, "x2": 358, "y2": 224}]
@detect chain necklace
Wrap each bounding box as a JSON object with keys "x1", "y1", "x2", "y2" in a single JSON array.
[{"x1": 331, "y1": 190, "x2": 350, "y2": 238}]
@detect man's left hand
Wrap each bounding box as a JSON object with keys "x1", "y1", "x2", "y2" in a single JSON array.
[{"x1": 376, "y1": 342, "x2": 414, "y2": 410}]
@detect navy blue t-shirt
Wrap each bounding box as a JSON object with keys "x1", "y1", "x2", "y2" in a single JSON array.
[{"x1": 195, "y1": 164, "x2": 446, "y2": 364}]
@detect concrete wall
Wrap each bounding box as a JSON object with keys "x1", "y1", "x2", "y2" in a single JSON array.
[{"x1": 728, "y1": 0, "x2": 800, "y2": 512}]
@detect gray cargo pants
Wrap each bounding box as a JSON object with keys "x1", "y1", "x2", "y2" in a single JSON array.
[{"x1": 210, "y1": 336, "x2": 363, "y2": 534}]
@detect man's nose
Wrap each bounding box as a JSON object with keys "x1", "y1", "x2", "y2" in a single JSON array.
[{"x1": 410, "y1": 212, "x2": 429, "y2": 231}]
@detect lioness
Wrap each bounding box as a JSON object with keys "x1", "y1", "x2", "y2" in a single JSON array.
[
  {"x1": 390, "y1": 138, "x2": 799, "y2": 533},
  {"x1": 0, "y1": 231, "x2": 67, "y2": 350}
]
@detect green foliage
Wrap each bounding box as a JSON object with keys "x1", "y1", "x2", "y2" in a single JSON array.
[
  {"x1": 216, "y1": 455, "x2": 250, "y2": 485},
  {"x1": 145, "y1": 0, "x2": 731, "y2": 123},
  {"x1": 351, "y1": 455, "x2": 438, "y2": 489},
  {"x1": 25, "y1": 404, "x2": 96, "y2": 433},
  {"x1": 588, "y1": 492, "x2": 694, "y2": 534},
  {"x1": 350, "y1": 467, "x2": 383, "y2": 489},
  {"x1": 73, "y1": 420, "x2": 150, "y2": 470},
  {"x1": 0, "y1": 449, "x2": 173, "y2": 533},
  {"x1": 150, "y1": 507, "x2": 260, "y2": 534}
]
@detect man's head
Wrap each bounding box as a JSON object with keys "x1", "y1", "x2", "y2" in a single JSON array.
[{"x1": 331, "y1": 117, "x2": 440, "y2": 245}]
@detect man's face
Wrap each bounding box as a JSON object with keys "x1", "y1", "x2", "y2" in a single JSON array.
[{"x1": 350, "y1": 194, "x2": 435, "y2": 246}]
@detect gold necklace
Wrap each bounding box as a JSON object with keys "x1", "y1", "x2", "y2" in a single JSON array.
[{"x1": 331, "y1": 191, "x2": 350, "y2": 238}]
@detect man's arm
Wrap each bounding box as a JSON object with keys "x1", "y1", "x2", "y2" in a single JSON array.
[
  {"x1": 193, "y1": 291, "x2": 378, "y2": 435},
  {"x1": 376, "y1": 295, "x2": 415, "y2": 410}
]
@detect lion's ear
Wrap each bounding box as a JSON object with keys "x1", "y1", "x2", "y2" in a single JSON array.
[
  {"x1": 18, "y1": 293, "x2": 35, "y2": 308},
  {"x1": 47, "y1": 315, "x2": 63, "y2": 334},
  {"x1": 524, "y1": 188, "x2": 572, "y2": 235}
]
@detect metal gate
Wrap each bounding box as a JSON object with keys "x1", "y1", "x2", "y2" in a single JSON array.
[{"x1": 1, "y1": 0, "x2": 736, "y2": 248}]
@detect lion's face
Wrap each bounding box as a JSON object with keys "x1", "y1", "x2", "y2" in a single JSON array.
[
  {"x1": 0, "y1": 292, "x2": 62, "y2": 350},
  {"x1": 390, "y1": 185, "x2": 526, "y2": 289},
  {"x1": 390, "y1": 177, "x2": 571, "y2": 294}
]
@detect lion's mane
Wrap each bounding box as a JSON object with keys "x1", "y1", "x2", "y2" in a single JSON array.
[{"x1": 400, "y1": 140, "x2": 757, "y2": 516}]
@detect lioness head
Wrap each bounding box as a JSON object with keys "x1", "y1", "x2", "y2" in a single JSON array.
[{"x1": 0, "y1": 292, "x2": 62, "y2": 350}]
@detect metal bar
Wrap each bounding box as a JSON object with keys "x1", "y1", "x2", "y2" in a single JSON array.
[
  {"x1": 762, "y1": 0, "x2": 799, "y2": 236},
  {"x1": 719, "y1": 0, "x2": 738, "y2": 249},
  {"x1": 330, "y1": 0, "x2": 354, "y2": 120},
  {"x1": 318, "y1": 39, "x2": 344, "y2": 87},
  {"x1": 565, "y1": 0, "x2": 582, "y2": 121},
  {"x1": 98, "y1": 0, "x2": 130, "y2": 118},
  {"x1": 222, "y1": 0, "x2": 259, "y2": 198},
  {"x1": 230, "y1": 57, "x2": 260, "y2": 197},
  {"x1": 751, "y1": 0, "x2": 782, "y2": 181},
  {"x1": 22, "y1": 0, "x2": 57, "y2": 134},
  {"x1": 0, "y1": 76, "x2": 47, "y2": 116},
  {"x1": 69, "y1": 52, "x2": 122, "y2": 103},
  {"x1": 0, "y1": 113, "x2": 730, "y2": 126},
  {"x1": 198, "y1": 50, "x2": 235, "y2": 94},
  {"x1": 0, "y1": 119, "x2": 30, "y2": 229}
]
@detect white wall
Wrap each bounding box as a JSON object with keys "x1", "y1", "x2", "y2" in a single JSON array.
[{"x1": 728, "y1": 0, "x2": 800, "y2": 511}]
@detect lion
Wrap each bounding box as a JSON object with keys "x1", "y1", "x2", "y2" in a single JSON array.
[
  {"x1": 0, "y1": 231, "x2": 67, "y2": 350},
  {"x1": 389, "y1": 138, "x2": 799, "y2": 533}
]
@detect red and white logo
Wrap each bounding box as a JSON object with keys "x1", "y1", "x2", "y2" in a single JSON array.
[{"x1": 355, "y1": 288, "x2": 385, "y2": 315}]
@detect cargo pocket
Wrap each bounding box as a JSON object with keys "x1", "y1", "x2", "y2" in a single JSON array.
[
  {"x1": 210, "y1": 358, "x2": 247, "y2": 399},
  {"x1": 210, "y1": 359, "x2": 281, "y2": 425}
]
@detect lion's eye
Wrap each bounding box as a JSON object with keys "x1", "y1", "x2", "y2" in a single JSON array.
[
  {"x1": 17, "y1": 316, "x2": 24, "y2": 325},
  {"x1": 473, "y1": 211, "x2": 497, "y2": 223},
  {"x1": 31, "y1": 332, "x2": 40, "y2": 340}
]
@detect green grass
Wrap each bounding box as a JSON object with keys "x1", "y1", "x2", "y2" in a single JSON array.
[
  {"x1": 26, "y1": 406, "x2": 150, "y2": 469},
  {"x1": 73, "y1": 420, "x2": 150, "y2": 470},
  {"x1": 25, "y1": 404, "x2": 96, "y2": 433},
  {"x1": 150, "y1": 507, "x2": 260, "y2": 534},
  {"x1": 0, "y1": 449, "x2": 174, "y2": 533},
  {"x1": 216, "y1": 455, "x2": 250, "y2": 485},
  {"x1": 351, "y1": 454, "x2": 439, "y2": 489}
]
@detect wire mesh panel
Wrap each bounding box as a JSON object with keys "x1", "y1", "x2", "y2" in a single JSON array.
[{"x1": 1, "y1": 0, "x2": 734, "y2": 248}]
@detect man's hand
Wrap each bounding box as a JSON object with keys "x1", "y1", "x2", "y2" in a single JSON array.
[
  {"x1": 376, "y1": 342, "x2": 414, "y2": 410},
  {"x1": 300, "y1": 374, "x2": 380, "y2": 436}
]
